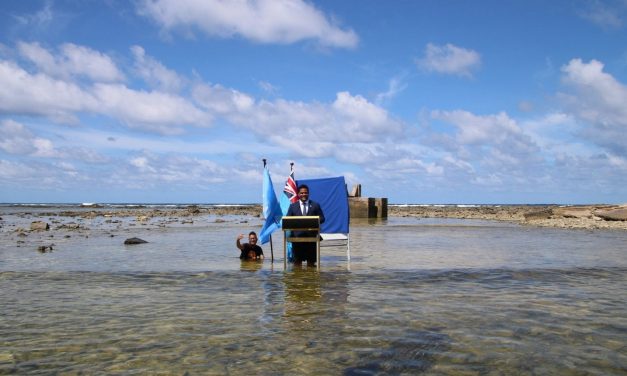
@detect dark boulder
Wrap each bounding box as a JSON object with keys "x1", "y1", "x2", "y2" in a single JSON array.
[
  {"x1": 37, "y1": 244, "x2": 54, "y2": 253},
  {"x1": 124, "y1": 237, "x2": 148, "y2": 245}
]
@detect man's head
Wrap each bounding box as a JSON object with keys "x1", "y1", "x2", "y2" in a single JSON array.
[
  {"x1": 298, "y1": 184, "x2": 309, "y2": 202},
  {"x1": 248, "y1": 231, "x2": 258, "y2": 245}
]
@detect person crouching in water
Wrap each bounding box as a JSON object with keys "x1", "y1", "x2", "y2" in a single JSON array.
[{"x1": 236, "y1": 231, "x2": 264, "y2": 260}]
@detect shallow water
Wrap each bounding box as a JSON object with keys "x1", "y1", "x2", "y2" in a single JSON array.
[{"x1": 1, "y1": 215, "x2": 626, "y2": 375}]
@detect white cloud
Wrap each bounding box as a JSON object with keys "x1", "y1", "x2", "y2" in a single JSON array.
[
  {"x1": 0, "y1": 59, "x2": 95, "y2": 122},
  {"x1": 0, "y1": 119, "x2": 112, "y2": 163},
  {"x1": 334, "y1": 143, "x2": 385, "y2": 164},
  {"x1": 429, "y1": 110, "x2": 543, "y2": 177},
  {"x1": 11, "y1": 2, "x2": 54, "y2": 30},
  {"x1": 92, "y1": 83, "x2": 212, "y2": 134},
  {"x1": 131, "y1": 45, "x2": 184, "y2": 92},
  {"x1": 0, "y1": 119, "x2": 58, "y2": 157},
  {"x1": 227, "y1": 92, "x2": 405, "y2": 160},
  {"x1": 137, "y1": 0, "x2": 358, "y2": 49},
  {"x1": 192, "y1": 82, "x2": 255, "y2": 116},
  {"x1": 375, "y1": 76, "x2": 407, "y2": 105},
  {"x1": 18, "y1": 41, "x2": 124, "y2": 82},
  {"x1": 0, "y1": 159, "x2": 38, "y2": 182},
  {"x1": 2, "y1": 44, "x2": 212, "y2": 133},
  {"x1": 120, "y1": 152, "x2": 228, "y2": 186},
  {"x1": 432, "y1": 110, "x2": 530, "y2": 148},
  {"x1": 258, "y1": 80, "x2": 279, "y2": 95},
  {"x1": 559, "y1": 58, "x2": 627, "y2": 155},
  {"x1": 579, "y1": 1, "x2": 624, "y2": 30},
  {"x1": 417, "y1": 43, "x2": 481, "y2": 77},
  {"x1": 192, "y1": 85, "x2": 406, "y2": 161},
  {"x1": 472, "y1": 173, "x2": 502, "y2": 186},
  {"x1": 367, "y1": 157, "x2": 444, "y2": 180}
]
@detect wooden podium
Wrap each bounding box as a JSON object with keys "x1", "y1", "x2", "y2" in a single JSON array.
[{"x1": 282, "y1": 216, "x2": 321, "y2": 269}]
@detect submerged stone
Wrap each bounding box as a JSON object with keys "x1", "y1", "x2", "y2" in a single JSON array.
[{"x1": 124, "y1": 237, "x2": 148, "y2": 245}]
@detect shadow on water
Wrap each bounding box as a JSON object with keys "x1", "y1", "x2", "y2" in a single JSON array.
[
  {"x1": 344, "y1": 329, "x2": 451, "y2": 375},
  {"x1": 240, "y1": 259, "x2": 263, "y2": 272}
]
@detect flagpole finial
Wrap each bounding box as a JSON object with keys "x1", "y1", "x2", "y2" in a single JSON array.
[
  {"x1": 262, "y1": 159, "x2": 267, "y2": 167},
  {"x1": 290, "y1": 162, "x2": 294, "y2": 171}
]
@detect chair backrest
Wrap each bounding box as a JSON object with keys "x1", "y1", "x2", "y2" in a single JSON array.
[{"x1": 296, "y1": 176, "x2": 349, "y2": 234}]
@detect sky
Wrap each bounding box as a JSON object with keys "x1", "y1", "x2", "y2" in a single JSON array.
[{"x1": 1, "y1": 0, "x2": 627, "y2": 204}]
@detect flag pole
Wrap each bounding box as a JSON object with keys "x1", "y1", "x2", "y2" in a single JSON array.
[{"x1": 263, "y1": 158, "x2": 274, "y2": 262}]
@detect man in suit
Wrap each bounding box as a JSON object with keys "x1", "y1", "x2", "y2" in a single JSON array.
[{"x1": 286, "y1": 184, "x2": 325, "y2": 266}]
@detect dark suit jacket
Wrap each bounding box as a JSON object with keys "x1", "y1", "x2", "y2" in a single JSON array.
[{"x1": 286, "y1": 200, "x2": 325, "y2": 237}]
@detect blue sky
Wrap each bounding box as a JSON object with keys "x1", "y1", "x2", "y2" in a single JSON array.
[{"x1": 1, "y1": 0, "x2": 627, "y2": 204}]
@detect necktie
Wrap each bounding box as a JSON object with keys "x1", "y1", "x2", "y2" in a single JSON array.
[{"x1": 302, "y1": 202, "x2": 307, "y2": 215}]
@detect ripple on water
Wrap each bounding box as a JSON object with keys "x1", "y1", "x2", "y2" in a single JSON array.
[
  {"x1": 2, "y1": 268, "x2": 626, "y2": 374},
  {"x1": 2, "y1": 217, "x2": 627, "y2": 374}
]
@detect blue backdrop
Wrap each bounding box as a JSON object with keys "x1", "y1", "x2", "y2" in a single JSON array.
[{"x1": 296, "y1": 176, "x2": 350, "y2": 234}]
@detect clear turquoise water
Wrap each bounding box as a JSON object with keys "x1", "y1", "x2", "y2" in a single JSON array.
[{"x1": 1, "y1": 213, "x2": 626, "y2": 374}]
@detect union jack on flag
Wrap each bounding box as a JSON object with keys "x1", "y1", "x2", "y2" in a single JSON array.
[{"x1": 283, "y1": 170, "x2": 298, "y2": 204}]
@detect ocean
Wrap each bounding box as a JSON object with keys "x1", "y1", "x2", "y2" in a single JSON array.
[{"x1": 1, "y1": 205, "x2": 626, "y2": 374}]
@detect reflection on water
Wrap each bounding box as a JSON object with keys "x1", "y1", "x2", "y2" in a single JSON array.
[{"x1": 1, "y1": 218, "x2": 627, "y2": 374}]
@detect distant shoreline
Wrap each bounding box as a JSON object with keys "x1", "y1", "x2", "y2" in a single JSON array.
[{"x1": 1, "y1": 203, "x2": 626, "y2": 231}]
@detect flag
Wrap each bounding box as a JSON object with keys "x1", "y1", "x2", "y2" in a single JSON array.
[
  {"x1": 279, "y1": 166, "x2": 298, "y2": 260},
  {"x1": 279, "y1": 167, "x2": 298, "y2": 215},
  {"x1": 259, "y1": 167, "x2": 282, "y2": 244}
]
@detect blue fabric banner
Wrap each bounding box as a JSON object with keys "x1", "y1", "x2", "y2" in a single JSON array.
[{"x1": 296, "y1": 176, "x2": 350, "y2": 234}]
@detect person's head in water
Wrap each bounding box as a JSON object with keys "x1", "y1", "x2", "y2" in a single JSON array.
[
  {"x1": 248, "y1": 231, "x2": 258, "y2": 245},
  {"x1": 297, "y1": 184, "x2": 309, "y2": 202}
]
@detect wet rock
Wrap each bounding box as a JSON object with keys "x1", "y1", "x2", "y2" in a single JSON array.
[
  {"x1": 187, "y1": 205, "x2": 200, "y2": 214},
  {"x1": 37, "y1": 244, "x2": 54, "y2": 253},
  {"x1": 553, "y1": 207, "x2": 593, "y2": 219},
  {"x1": 124, "y1": 237, "x2": 148, "y2": 245},
  {"x1": 30, "y1": 221, "x2": 50, "y2": 231},
  {"x1": 523, "y1": 209, "x2": 553, "y2": 220},
  {"x1": 58, "y1": 223, "x2": 82, "y2": 230},
  {"x1": 594, "y1": 208, "x2": 627, "y2": 221}
]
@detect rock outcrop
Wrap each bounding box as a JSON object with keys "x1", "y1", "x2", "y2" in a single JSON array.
[
  {"x1": 594, "y1": 208, "x2": 627, "y2": 221},
  {"x1": 124, "y1": 237, "x2": 148, "y2": 245},
  {"x1": 30, "y1": 221, "x2": 50, "y2": 231}
]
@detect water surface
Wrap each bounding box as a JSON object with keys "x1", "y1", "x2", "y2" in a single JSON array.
[{"x1": 1, "y1": 214, "x2": 626, "y2": 374}]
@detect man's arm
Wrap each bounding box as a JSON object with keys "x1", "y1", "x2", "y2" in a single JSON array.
[
  {"x1": 315, "y1": 202, "x2": 325, "y2": 224},
  {"x1": 236, "y1": 234, "x2": 245, "y2": 250}
]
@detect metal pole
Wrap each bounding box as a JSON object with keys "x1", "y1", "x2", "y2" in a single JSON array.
[{"x1": 270, "y1": 234, "x2": 274, "y2": 262}]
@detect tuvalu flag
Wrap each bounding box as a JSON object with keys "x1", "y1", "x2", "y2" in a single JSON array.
[{"x1": 259, "y1": 166, "x2": 282, "y2": 244}]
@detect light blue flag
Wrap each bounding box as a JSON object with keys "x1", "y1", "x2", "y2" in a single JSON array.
[{"x1": 259, "y1": 167, "x2": 282, "y2": 244}]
